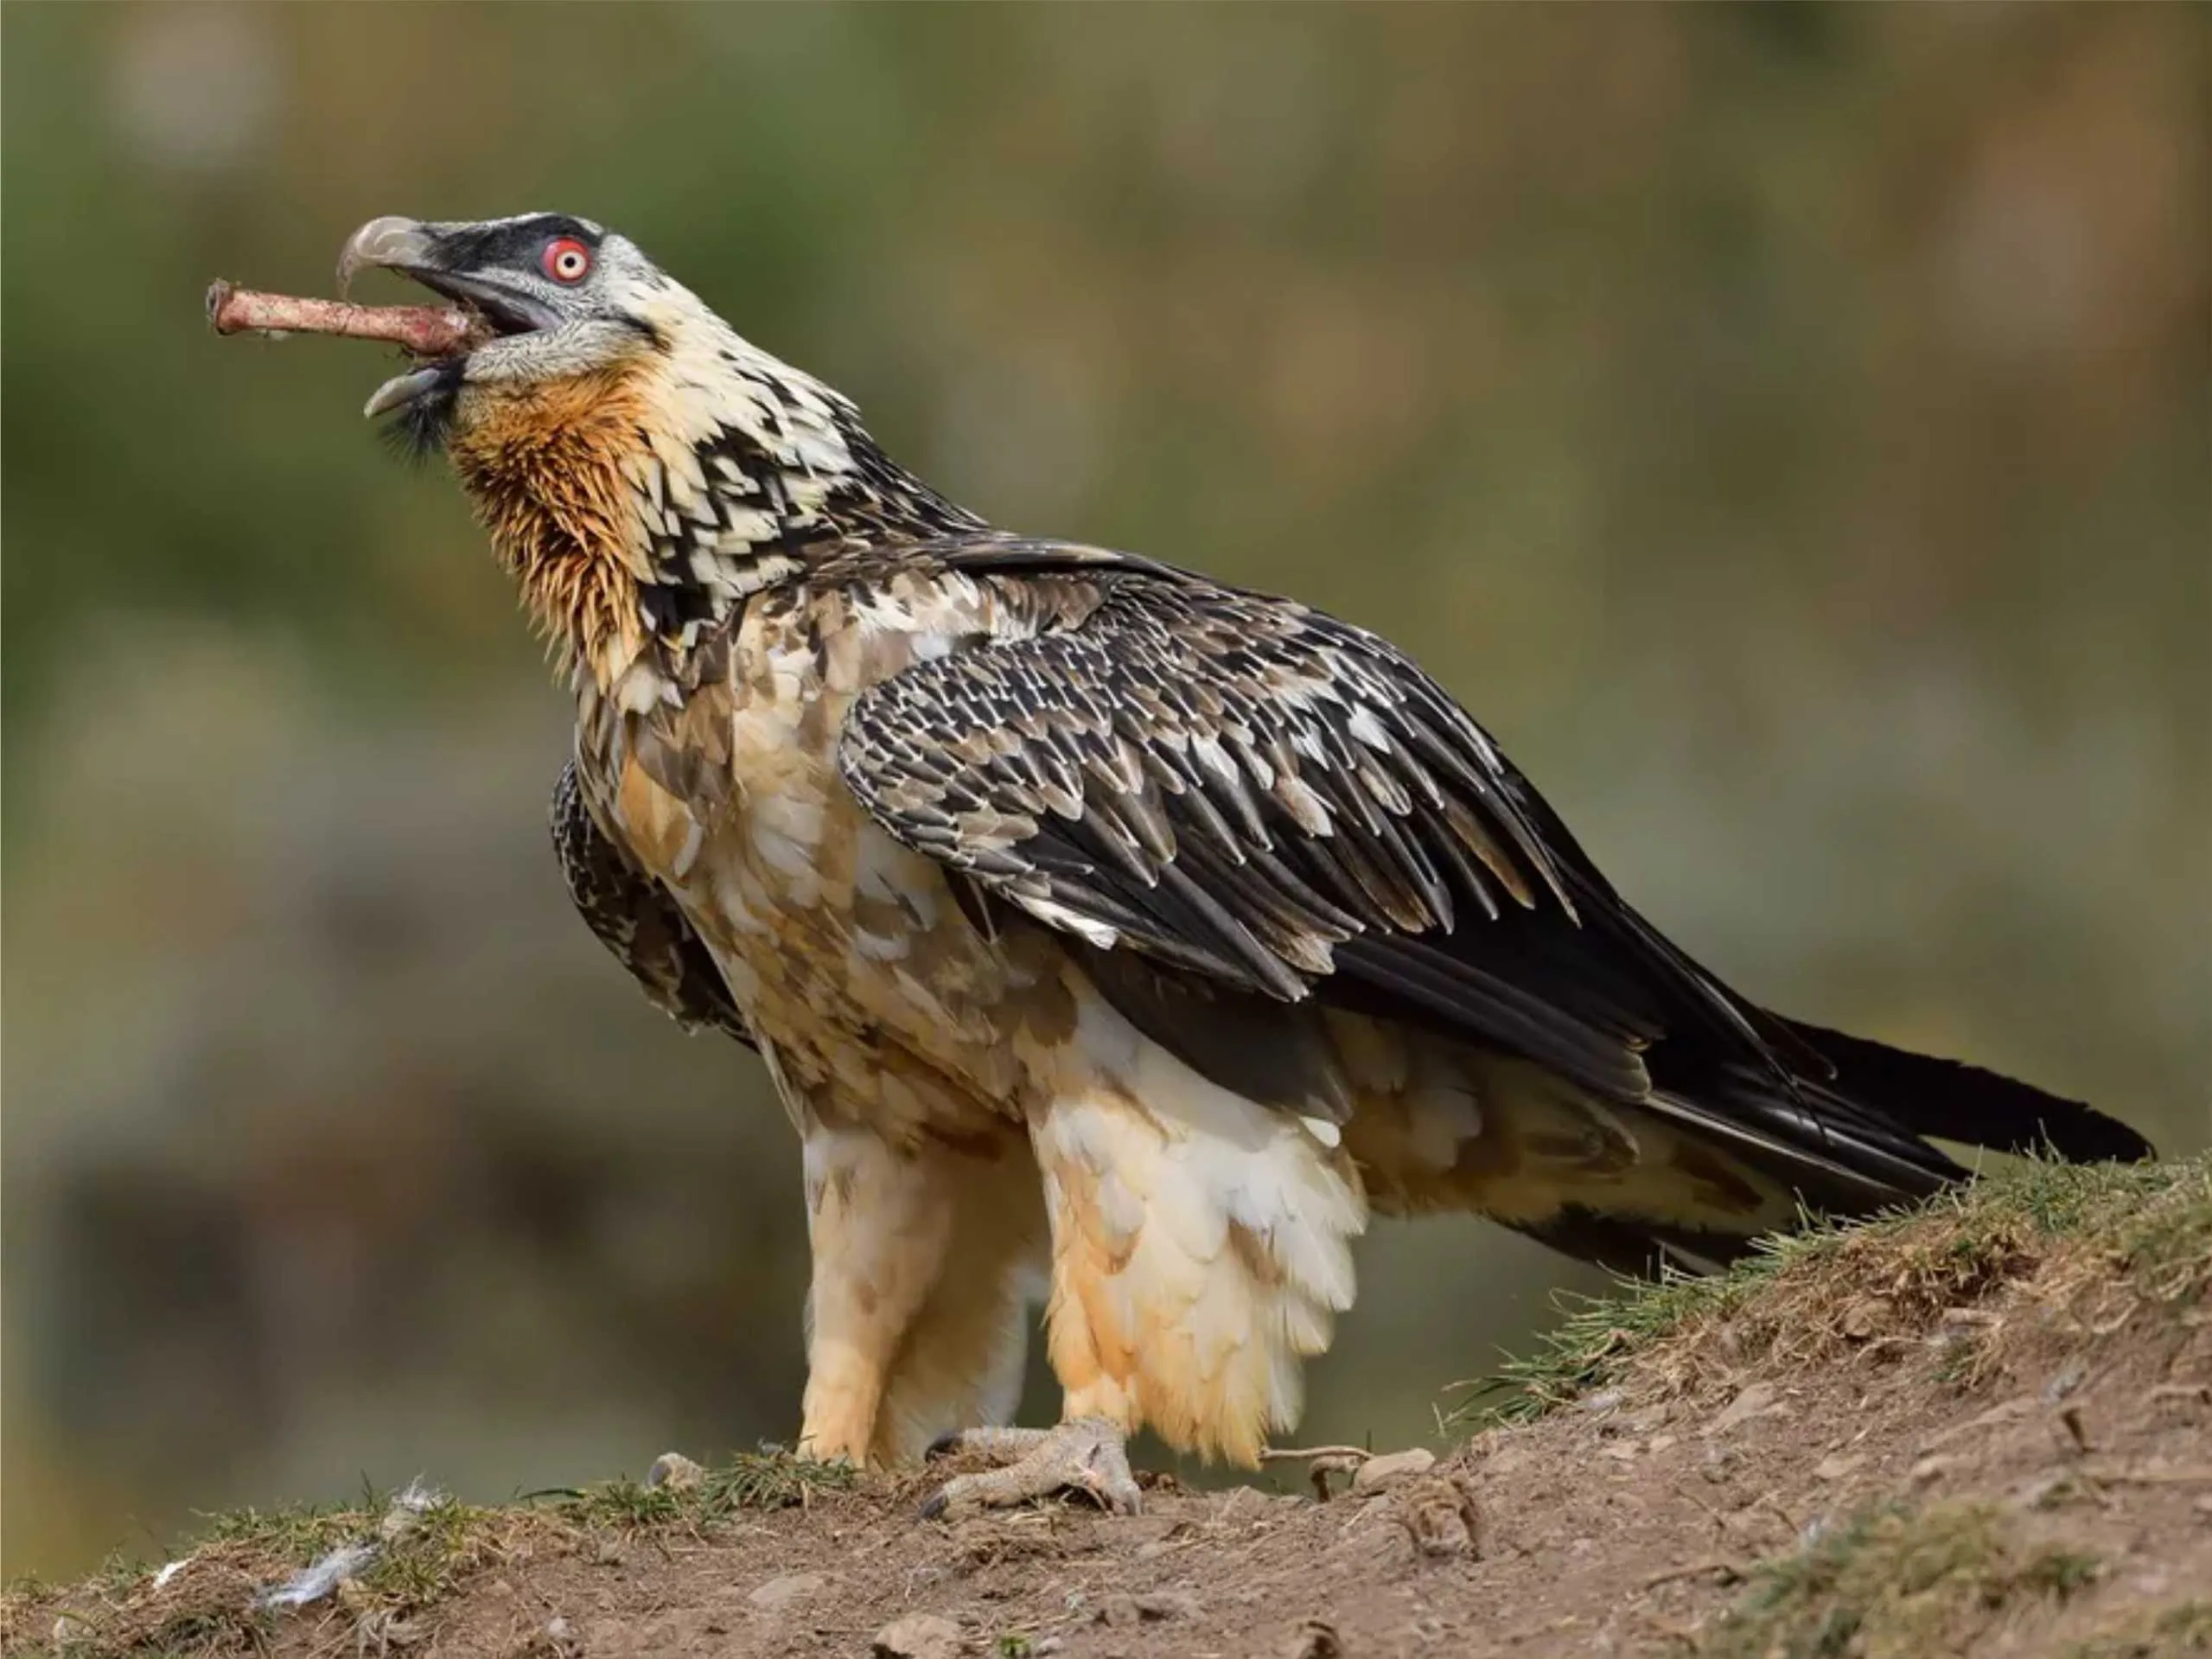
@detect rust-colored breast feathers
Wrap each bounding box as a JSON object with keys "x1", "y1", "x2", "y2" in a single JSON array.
[{"x1": 448, "y1": 366, "x2": 656, "y2": 669}]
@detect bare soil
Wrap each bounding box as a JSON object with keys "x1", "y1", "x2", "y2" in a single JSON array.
[{"x1": 11, "y1": 1158, "x2": 2209, "y2": 1659}]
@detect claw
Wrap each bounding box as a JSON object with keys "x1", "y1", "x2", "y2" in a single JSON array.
[{"x1": 920, "y1": 1417, "x2": 1142, "y2": 1522}]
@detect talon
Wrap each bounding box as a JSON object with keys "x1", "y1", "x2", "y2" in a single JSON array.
[
  {"x1": 923, "y1": 1430, "x2": 966, "y2": 1463},
  {"x1": 917, "y1": 1417, "x2": 1140, "y2": 1521}
]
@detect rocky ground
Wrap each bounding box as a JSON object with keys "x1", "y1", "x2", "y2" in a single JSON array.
[{"x1": 9, "y1": 1156, "x2": 2208, "y2": 1659}]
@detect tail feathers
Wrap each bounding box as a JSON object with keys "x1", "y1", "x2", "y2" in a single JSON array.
[
  {"x1": 1781, "y1": 1019, "x2": 2156, "y2": 1167},
  {"x1": 1496, "y1": 1025, "x2": 2155, "y2": 1280}
]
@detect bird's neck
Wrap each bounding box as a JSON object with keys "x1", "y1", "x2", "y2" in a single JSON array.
[{"x1": 445, "y1": 327, "x2": 982, "y2": 693}]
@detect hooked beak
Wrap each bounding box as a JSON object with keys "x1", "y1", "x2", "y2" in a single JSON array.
[
  {"x1": 337, "y1": 215, "x2": 439, "y2": 292},
  {"x1": 339, "y1": 215, "x2": 564, "y2": 340},
  {"x1": 341, "y1": 215, "x2": 565, "y2": 421}
]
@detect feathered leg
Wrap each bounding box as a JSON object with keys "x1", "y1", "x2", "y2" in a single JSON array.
[
  {"x1": 795, "y1": 1119, "x2": 1043, "y2": 1464},
  {"x1": 923, "y1": 992, "x2": 1365, "y2": 1518}
]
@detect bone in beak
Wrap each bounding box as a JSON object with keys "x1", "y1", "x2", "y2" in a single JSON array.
[{"x1": 338, "y1": 216, "x2": 438, "y2": 294}]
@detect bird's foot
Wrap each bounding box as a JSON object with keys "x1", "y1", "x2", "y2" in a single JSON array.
[{"x1": 919, "y1": 1417, "x2": 1142, "y2": 1521}]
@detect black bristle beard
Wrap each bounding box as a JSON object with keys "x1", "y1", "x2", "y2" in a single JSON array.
[{"x1": 375, "y1": 360, "x2": 465, "y2": 463}]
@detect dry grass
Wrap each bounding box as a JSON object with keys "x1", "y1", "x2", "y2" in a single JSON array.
[
  {"x1": 4, "y1": 1452, "x2": 856, "y2": 1657},
  {"x1": 1451, "y1": 1154, "x2": 2208, "y2": 1427},
  {"x1": 2066, "y1": 1598, "x2": 2212, "y2": 1657},
  {"x1": 1693, "y1": 1500, "x2": 2102, "y2": 1659}
]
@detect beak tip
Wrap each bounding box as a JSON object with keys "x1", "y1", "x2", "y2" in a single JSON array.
[{"x1": 338, "y1": 215, "x2": 433, "y2": 295}]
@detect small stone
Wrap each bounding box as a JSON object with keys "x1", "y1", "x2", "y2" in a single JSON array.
[
  {"x1": 1814, "y1": 1454, "x2": 1862, "y2": 1481},
  {"x1": 747, "y1": 1572, "x2": 829, "y2": 1611},
  {"x1": 873, "y1": 1611, "x2": 964, "y2": 1659},
  {"x1": 1098, "y1": 1593, "x2": 1140, "y2": 1629},
  {"x1": 647, "y1": 1451, "x2": 704, "y2": 1490},
  {"x1": 1351, "y1": 1447, "x2": 1437, "y2": 1492},
  {"x1": 1282, "y1": 1618, "x2": 1344, "y2": 1659},
  {"x1": 1709, "y1": 1381, "x2": 1780, "y2": 1434},
  {"x1": 1648, "y1": 1434, "x2": 1678, "y2": 1454},
  {"x1": 544, "y1": 1617, "x2": 577, "y2": 1656},
  {"x1": 1841, "y1": 1298, "x2": 1887, "y2": 1340},
  {"x1": 1910, "y1": 1455, "x2": 1961, "y2": 1487}
]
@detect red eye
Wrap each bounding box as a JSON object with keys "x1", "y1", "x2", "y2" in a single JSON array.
[{"x1": 542, "y1": 237, "x2": 592, "y2": 284}]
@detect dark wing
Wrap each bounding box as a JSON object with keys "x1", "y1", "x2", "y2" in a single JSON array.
[
  {"x1": 838, "y1": 554, "x2": 1967, "y2": 1196},
  {"x1": 551, "y1": 760, "x2": 754, "y2": 1048}
]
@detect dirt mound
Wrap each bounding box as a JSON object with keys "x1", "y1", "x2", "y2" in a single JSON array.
[{"x1": 10, "y1": 1158, "x2": 2208, "y2": 1659}]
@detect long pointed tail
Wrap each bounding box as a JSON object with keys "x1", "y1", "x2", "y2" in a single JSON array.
[
  {"x1": 1493, "y1": 1020, "x2": 2156, "y2": 1278},
  {"x1": 1778, "y1": 1018, "x2": 2155, "y2": 1167}
]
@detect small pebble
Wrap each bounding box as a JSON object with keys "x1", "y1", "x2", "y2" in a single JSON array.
[
  {"x1": 873, "y1": 1611, "x2": 964, "y2": 1659},
  {"x1": 1710, "y1": 1381, "x2": 1780, "y2": 1434},
  {"x1": 1353, "y1": 1447, "x2": 1437, "y2": 1492},
  {"x1": 747, "y1": 1572, "x2": 828, "y2": 1611}
]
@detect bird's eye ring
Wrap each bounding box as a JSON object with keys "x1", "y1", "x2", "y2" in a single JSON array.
[{"x1": 542, "y1": 238, "x2": 592, "y2": 284}]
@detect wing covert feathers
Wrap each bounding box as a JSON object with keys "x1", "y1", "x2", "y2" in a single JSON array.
[
  {"x1": 838, "y1": 565, "x2": 1647, "y2": 1093},
  {"x1": 837, "y1": 545, "x2": 2150, "y2": 1241}
]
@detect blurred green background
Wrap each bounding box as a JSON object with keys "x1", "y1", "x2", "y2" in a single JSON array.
[{"x1": 3, "y1": 2, "x2": 2206, "y2": 1582}]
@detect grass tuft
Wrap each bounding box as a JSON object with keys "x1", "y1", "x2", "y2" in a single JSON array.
[
  {"x1": 1699, "y1": 1501, "x2": 2100, "y2": 1658},
  {"x1": 2067, "y1": 1599, "x2": 2212, "y2": 1657},
  {"x1": 541, "y1": 1447, "x2": 857, "y2": 1531},
  {"x1": 6, "y1": 1451, "x2": 858, "y2": 1656},
  {"x1": 1448, "y1": 1152, "x2": 2204, "y2": 1430}
]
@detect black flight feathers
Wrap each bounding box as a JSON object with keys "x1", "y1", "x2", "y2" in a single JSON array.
[{"x1": 838, "y1": 538, "x2": 2153, "y2": 1194}]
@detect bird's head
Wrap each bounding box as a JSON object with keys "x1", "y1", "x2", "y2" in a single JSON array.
[
  {"x1": 342, "y1": 212, "x2": 668, "y2": 436},
  {"x1": 338, "y1": 213, "x2": 977, "y2": 686}
]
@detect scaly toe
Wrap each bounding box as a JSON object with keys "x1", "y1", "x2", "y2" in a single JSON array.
[{"x1": 919, "y1": 1417, "x2": 1141, "y2": 1522}]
